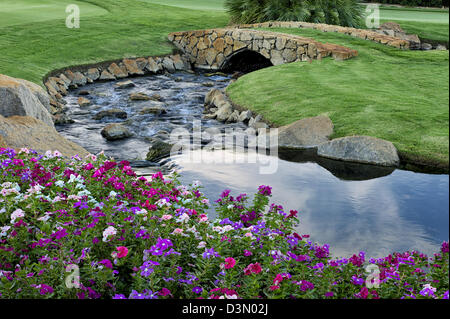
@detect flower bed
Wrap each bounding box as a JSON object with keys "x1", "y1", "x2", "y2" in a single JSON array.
[{"x1": 0, "y1": 147, "x2": 448, "y2": 299}]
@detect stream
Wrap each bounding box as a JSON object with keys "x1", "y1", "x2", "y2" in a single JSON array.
[{"x1": 56, "y1": 71, "x2": 449, "y2": 259}]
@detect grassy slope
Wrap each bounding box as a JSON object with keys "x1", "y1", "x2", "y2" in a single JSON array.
[
  {"x1": 226, "y1": 28, "x2": 449, "y2": 167},
  {"x1": 376, "y1": 6, "x2": 449, "y2": 43},
  {"x1": 0, "y1": 0, "x2": 448, "y2": 166},
  {"x1": 0, "y1": 0, "x2": 228, "y2": 83},
  {"x1": 0, "y1": 0, "x2": 108, "y2": 28}
]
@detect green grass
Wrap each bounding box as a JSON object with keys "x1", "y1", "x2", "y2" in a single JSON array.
[
  {"x1": 0, "y1": 0, "x2": 448, "y2": 166},
  {"x1": 139, "y1": 0, "x2": 226, "y2": 11},
  {"x1": 375, "y1": 6, "x2": 449, "y2": 43},
  {"x1": 0, "y1": 0, "x2": 108, "y2": 28},
  {"x1": 0, "y1": 0, "x2": 229, "y2": 83},
  {"x1": 226, "y1": 28, "x2": 449, "y2": 167}
]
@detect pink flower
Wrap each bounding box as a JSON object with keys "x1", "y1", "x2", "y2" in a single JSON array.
[
  {"x1": 273, "y1": 274, "x2": 284, "y2": 285},
  {"x1": 244, "y1": 263, "x2": 262, "y2": 275},
  {"x1": 116, "y1": 246, "x2": 129, "y2": 258},
  {"x1": 172, "y1": 228, "x2": 184, "y2": 235},
  {"x1": 224, "y1": 257, "x2": 236, "y2": 269},
  {"x1": 270, "y1": 285, "x2": 280, "y2": 291},
  {"x1": 243, "y1": 250, "x2": 252, "y2": 257}
]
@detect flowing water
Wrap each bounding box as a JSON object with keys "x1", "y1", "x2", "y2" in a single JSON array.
[{"x1": 57, "y1": 71, "x2": 449, "y2": 259}]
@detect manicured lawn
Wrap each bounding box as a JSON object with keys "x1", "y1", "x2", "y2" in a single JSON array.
[
  {"x1": 375, "y1": 6, "x2": 449, "y2": 43},
  {"x1": 0, "y1": 0, "x2": 228, "y2": 83},
  {"x1": 226, "y1": 28, "x2": 449, "y2": 167},
  {"x1": 140, "y1": 0, "x2": 226, "y2": 11},
  {"x1": 0, "y1": 0, "x2": 108, "y2": 28},
  {"x1": 0, "y1": 0, "x2": 448, "y2": 167}
]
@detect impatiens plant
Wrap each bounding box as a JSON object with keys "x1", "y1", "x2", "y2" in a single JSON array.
[{"x1": 0, "y1": 147, "x2": 448, "y2": 299}]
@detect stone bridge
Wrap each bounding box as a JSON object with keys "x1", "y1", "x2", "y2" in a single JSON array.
[{"x1": 168, "y1": 28, "x2": 358, "y2": 71}]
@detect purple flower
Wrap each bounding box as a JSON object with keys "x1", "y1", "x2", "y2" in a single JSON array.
[
  {"x1": 202, "y1": 248, "x2": 220, "y2": 259},
  {"x1": 113, "y1": 294, "x2": 127, "y2": 299},
  {"x1": 258, "y1": 185, "x2": 272, "y2": 196},
  {"x1": 192, "y1": 286, "x2": 203, "y2": 294},
  {"x1": 351, "y1": 276, "x2": 365, "y2": 286},
  {"x1": 140, "y1": 260, "x2": 160, "y2": 277},
  {"x1": 39, "y1": 284, "x2": 54, "y2": 295}
]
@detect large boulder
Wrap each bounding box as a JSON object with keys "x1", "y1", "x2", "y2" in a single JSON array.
[
  {"x1": 278, "y1": 115, "x2": 334, "y2": 149},
  {"x1": 0, "y1": 115, "x2": 88, "y2": 158},
  {"x1": 146, "y1": 139, "x2": 174, "y2": 162},
  {"x1": 101, "y1": 123, "x2": 132, "y2": 141},
  {"x1": 0, "y1": 74, "x2": 54, "y2": 127},
  {"x1": 93, "y1": 109, "x2": 128, "y2": 120},
  {"x1": 317, "y1": 136, "x2": 400, "y2": 167}
]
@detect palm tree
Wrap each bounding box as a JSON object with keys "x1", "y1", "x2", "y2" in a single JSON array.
[{"x1": 225, "y1": 0, "x2": 364, "y2": 27}]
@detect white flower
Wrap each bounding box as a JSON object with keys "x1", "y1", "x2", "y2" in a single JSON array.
[
  {"x1": 222, "y1": 225, "x2": 233, "y2": 232},
  {"x1": 192, "y1": 180, "x2": 202, "y2": 188},
  {"x1": 109, "y1": 191, "x2": 117, "y2": 198},
  {"x1": 10, "y1": 209, "x2": 25, "y2": 223},
  {"x1": 0, "y1": 226, "x2": 11, "y2": 237},
  {"x1": 37, "y1": 213, "x2": 51, "y2": 222},
  {"x1": 55, "y1": 180, "x2": 65, "y2": 188},
  {"x1": 102, "y1": 226, "x2": 117, "y2": 242},
  {"x1": 197, "y1": 241, "x2": 207, "y2": 249},
  {"x1": 176, "y1": 213, "x2": 190, "y2": 224}
]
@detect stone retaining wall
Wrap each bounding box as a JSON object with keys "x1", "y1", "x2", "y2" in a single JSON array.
[
  {"x1": 235, "y1": 22, "x2": 414, "y2": 49},
  {"x1": 43, "y1": 54, "x2": 191, "y2": 119},
  {"x1": 168, "y1": 28, "x2": 358, "y2": 70}
]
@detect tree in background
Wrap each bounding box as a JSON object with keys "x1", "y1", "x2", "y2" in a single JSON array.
[{"x1": 226, "y1": 0, "x2": 364, "y2": 27}]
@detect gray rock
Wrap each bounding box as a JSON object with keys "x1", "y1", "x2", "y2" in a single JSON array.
[
  {"x1": 317, "y1": 136, "x2": 400, "y2": 167},
  {"x1": 0, "y1": 114, "x2": 88, "y2": 157},
  {"x1": 205, "y1": 88, "x2": 222, "y2": 106},
  {"x1": 421, "y1": 43, "x2": 433, "y2": 50},
  {"x1": 15, "y1": 78, "x2": 51, "y2": 113},
  {"x1": 72, "y1": 72, "x2": 87, "y2": 86},
  {"x1": 162, "y1": 57, "x2": 175, "y2": 73},
  {"x1": 129, "y1": 92, "x2": 151, "y2": 101},
  {"x1": 0, "y1": 74, "x2": 54, "y2": 128},
  {"x1": 146, "y1": 57, "x2": 162, "y2": 73},
  {"x1": 215, "y1": 103, "x2": 234, "y2": 122},
  {"x1": 101, "y1": 123, "x2": 132, "y2": 141},
  {"x1": 146, "y1": 139, "x2": 175, "y2": 162},
  {"x1": 226, "y1": 110, "x2": 240, "y2": 123},
  {"x1": 251, "y1": 122, "x2": 269, "y2": 130},
  {"x1": 53, "y1": 113, "x2": 75, "y2": 125},
  {"x1": 86, "y1": 68, "x2": 100, "y2": 82},
  {"x1": 254, "y1": 114, "x2": 263, "y2": 123},
  {"x1": 436, "y1": 44, "x2": 447, "y2": 51},
  {"x1": 238, "y1": 110, "x2": 252, "y2": 123},
  {"x1": 278, "y1": 115, "x2": 334, "y2": 149},
  {"x1": 93, "y1": 108, "x2": 128, "y2": 120},
  {"x1": 139, "y1": 106, "x2": 167, "y2": 115},
  {"x1": 99, "y1": 70, "x2": 116, "y2": 81},
  {"x1": 77, "y1": 97, "x2": 91, "y2": 107},
  {"x1": 115, "y1": 80, "x2": 135, "y2": 89}
]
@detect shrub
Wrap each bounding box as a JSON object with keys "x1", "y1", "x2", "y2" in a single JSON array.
[
  {"x1": 225, "y1": 0, "x2": 364, "y2": 27},
  {"x1": 363, "y1": 1, "x2": 448, "y2": 8},
  {"x1": 0, "y1": 147, "x2": 448, "y2": 299}
]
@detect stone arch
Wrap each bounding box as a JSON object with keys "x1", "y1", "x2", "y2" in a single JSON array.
[
  {"x1": 220, "y1": 48, "x2": 273, "y2": 73},
  {"x1": 168, "y1": 28, "x2": 358, "y2": 71}
]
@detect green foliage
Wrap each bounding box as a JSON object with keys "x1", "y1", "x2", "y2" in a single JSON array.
[
  {"x1": 225, "y1": 0, "x2": 364, "y2": 27},
  {"x1": 363, "y1": 0, "x2": 449, "y2": 8}
]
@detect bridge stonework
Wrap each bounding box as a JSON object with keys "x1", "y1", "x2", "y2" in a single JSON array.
[{"x1": 168, "y1": 28, "x2": 358, "y2": 70}]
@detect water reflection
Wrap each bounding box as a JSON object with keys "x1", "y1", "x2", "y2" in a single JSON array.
[{"x1": 167, "y1": 150, "x2": 449, "y2": 259}]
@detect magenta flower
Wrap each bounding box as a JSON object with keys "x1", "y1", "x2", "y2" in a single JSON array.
[
  {"x1": 116, "y1": 246, "x2": 129, "y2": 258},
  {"x1": 224, "y1": 257, "x2": 236, "y2": 269},
  {"x1": 39, "y1": 284, "x2": 54, "y2": 295}
]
